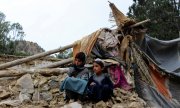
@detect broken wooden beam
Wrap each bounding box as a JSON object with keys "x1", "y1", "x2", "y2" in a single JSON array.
[
  {"x1": 40, "y1": 57, "x2": 73, "y2": 68},
  {"x1": 130, "y1": 19, "x2": 150, "y2": 28},
  {"x1": 33, "y1": 68, "x2": 69, "y2": 76},
  {"x1": 0, "y1": 43, "x2": 75, "y2": 70},
  {"x1": 0, "y1": 68, "x2": 69, "y2": 77}
]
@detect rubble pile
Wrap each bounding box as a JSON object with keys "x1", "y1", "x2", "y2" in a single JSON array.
[
  {"x1": 0, "y1": 72, "x2": 146, "y2": 108},
  {"x1": 0, "y1": 2, "x2": 150, "y2": 108}
]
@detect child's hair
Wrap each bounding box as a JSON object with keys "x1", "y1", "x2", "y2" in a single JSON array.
[
  {"x1": 75, "y1": 52, "x2": 86, "y2": 63},
  {"x1": 93, "y1": 58, "x2": 105, "y2": 68}
]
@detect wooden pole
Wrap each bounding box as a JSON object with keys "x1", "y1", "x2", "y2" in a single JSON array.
[
  {"x1": 34, "y1": 68, "x2": 69, "y2": 76},
  {"x1": 130, "y1": 19, "x2": 150, "y2": 28},
  {"x1": 0, "y1": 43, "x2": 75, "y2": 70},
  {"x1": 40, "y1": 57, "x2": 73, "y2": 68},
  {"x1": 0, "y1": 68, "x2": 69, "y2": 77},
  {"x1": 0, "y1": 70, "x2": 26, "y2": 77}
]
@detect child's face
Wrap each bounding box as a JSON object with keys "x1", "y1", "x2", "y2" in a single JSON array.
[
  {"x1": 74, "y1": 58, "x2": 83, "y2": 66},
  {"x1": 93, "y1": 62, "x2": 103, "y2": 74}
]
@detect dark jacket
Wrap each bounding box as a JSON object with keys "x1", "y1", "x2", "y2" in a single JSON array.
[
  {"x1": 87, "y1": 74, "x2": 113, "y2": 102},
  {"x1": 68, "y1": 66, "x2": 89, "y2": 81}
]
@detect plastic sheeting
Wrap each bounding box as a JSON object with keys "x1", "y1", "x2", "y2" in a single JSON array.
[
  {"x1": 134, "y1": 66, "x2": 179, "y2": 108},
  {"x1": 137, "y1": 35, "x2": 180, "y2": 107},
  {"x1": 140, "y1": 35, "x2": 180, "y2": 77}
]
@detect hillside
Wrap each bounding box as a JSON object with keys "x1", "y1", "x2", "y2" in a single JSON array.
[{"x1": 15, "y1": 40, "x2": 45, "y2": 55}]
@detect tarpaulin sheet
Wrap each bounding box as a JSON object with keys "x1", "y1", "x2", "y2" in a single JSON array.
[
  {"x1": 140, "y1": 35, "x2": 180, "y2": 77},
  {"x1": 137, "y1": 35, "x2": 180, "y2": 107},
  {"x1": 134, "y1": 67, "x2": 179, "y2": 108}
]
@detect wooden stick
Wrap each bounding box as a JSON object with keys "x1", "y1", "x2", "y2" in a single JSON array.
[
  {"x1": 0, "y1": 68, "x2": 69, "y2": 77},
  {"x1": 0, "y1": 43, "x2": 75, "y2": 70},
  {"x1": 34, "y1": 68, "x2": 69, "y2": 76},
  {"x1": 130, "y1": 19, "x2": 150, "y2": 28},
  {"x1": 0, "y1": 70, "x2": 26, "y2": 77},
  {"x1": 40, "y1": 57, "x2": 73, "y2": 68}
]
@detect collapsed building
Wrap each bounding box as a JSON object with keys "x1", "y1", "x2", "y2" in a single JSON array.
[{"x1": 0, "y1": 2, "x2": 179, "y2": 108}]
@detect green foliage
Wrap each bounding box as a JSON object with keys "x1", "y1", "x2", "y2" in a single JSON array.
[
  {"x1": 0, "y1": 11, "x2": 25, "y2": 55},
  {"x1": 14, "y1": 51, "x2": 30, "y2": 56},
  {"x1": 128, "y1": 0, "x2": 180, "y2": 40},
  {"x1": 55, "y1": 48, "x2": 73, "y2": 59},
  {"x1": 9, "y1": 23, "x2": 25, "y2": 40}
]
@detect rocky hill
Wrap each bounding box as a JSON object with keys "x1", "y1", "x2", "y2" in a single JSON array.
[{"x1": 15, "y1": 40, "x2": 45, "y2": 55}]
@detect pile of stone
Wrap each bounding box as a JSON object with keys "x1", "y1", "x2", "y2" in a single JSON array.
[{"x1": 0, "y1": 73, "x2": 147, "y2": 108}]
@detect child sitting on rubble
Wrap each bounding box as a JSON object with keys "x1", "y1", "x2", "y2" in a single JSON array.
[
  {"x1": 60, "y1": 52, "x2": 89, "y2": 101},
  {"x1": 87, "y1": 58, "x2": 113, "y2": 102}
]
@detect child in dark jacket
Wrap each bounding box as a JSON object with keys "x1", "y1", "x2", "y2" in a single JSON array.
[{"x1": 87, "y1": 58, "x2": 113, "y2": 102}]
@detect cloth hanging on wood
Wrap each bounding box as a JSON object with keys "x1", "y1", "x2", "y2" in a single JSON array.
[
  {"x1": 73, "y1": 29, "x2": 102, "y2": 57},
  {"x1": 109, "y1": 65, "x2": 132, "y2": 91},
  {"x1": 98, "y1": 29, "x2": 119, "y2": 49},
  {"x1": 149, "y1": 63, "x2": 171, "y2": 100}
]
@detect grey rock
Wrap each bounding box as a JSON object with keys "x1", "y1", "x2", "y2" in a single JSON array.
[
  {"x1": 0, "y1": 100, "x2": 21, "y2": 107},
  {"x1": 128, "y1": 102, "x2": 144, "y2": 108},
  {"x1": 50, "y1": 88, "x2": 59, "y2": 94},
  {"x1": 33, "y1": 79, "x2": 39, "y2": 88},
  {"x1": 19, "y1": 92, "x2": 31, "y2": 103},
  {"x1": 95, "y1": 101, "x2": 107, "y2": 108},
  {"x1": 32, "y1": 90, "x2": 40, "y2": 101},
  {"x1": 119, "y1": 89, "x2": 129, "y2": 95},
  {"x1": 40, "y1": 92, "x2": 53, "y2": 101},
  {"x1": 0, "y1": 90, "x2": 11, "y2": 99},
  {"x1": 41, "y1": 84, "x2": 50, "y2": 91},
  {"x1": 39, "y1": 77, "x2": 48, "y2": 87},
  {"x1": 63, "y1": 102, "x2": 82, "y2": 108},
  {"x1": 106, "y1": 101, "x2": 113, "y2": 108},
  {"x1": 58, "y1": 101, "x2": 65, "y2": 106},
  {"x1": 112, "y1": 104, "x2": 125, "y2": 108},
  {"x1": 48, "y1": 80, "x2": 59, "y2": 89},
  {"x1": 16, "y1": 74, "x2": 34, "y2": 94},
  {"x1": 49, "y1": 76, "x2": 59, "y2": 81},
  {"x1": 116, "y1": 97, "x2": 123, "y2": 103}
]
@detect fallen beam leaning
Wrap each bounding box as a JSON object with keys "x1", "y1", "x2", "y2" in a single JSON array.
[
  {"x1": 0, "y1": 68, "x2": 69, "y2": 77},
  {"x1": 40, "y1": 57, "x2": 73, "y2": 68},
  {"x1": 0, "y1": 43, "x2": 75, "y2": 70}
]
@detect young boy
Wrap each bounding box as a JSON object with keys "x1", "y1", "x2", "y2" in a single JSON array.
[
  {"x1": 87, "y1": 58, "x2": 113, "y2": 102},
  {"x1": 60, "y1": 52, "x2": 89, "y2": 101}
]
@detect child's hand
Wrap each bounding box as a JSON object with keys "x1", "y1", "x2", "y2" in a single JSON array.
[{"x1": 90, "y1": 82, "x2": 96, "y2": 86}]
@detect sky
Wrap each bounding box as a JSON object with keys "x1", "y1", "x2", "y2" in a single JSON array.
[{"x1": 0, "y1": 0, "x2": 133, "y2": 51}]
